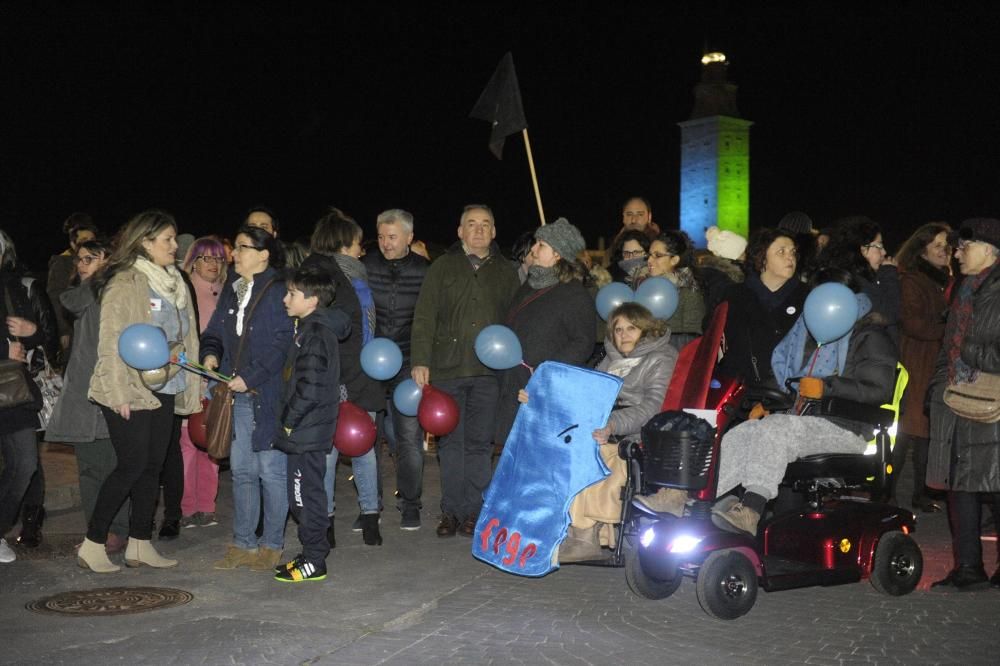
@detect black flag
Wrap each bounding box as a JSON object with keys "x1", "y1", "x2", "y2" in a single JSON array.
[{"x1": 469, "y1": 52, "x2": 527, "y2": 159}]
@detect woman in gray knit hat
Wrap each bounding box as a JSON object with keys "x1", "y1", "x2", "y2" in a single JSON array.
[{"x1": 493, "y1": 218, "x2": 597, "y2": 447}]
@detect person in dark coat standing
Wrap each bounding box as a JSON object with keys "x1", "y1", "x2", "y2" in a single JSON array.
[
  {"x1": 494, "y1": 218, "x2": 597, "y2": 446},
  {"x1": 927, "y1": 218, "x2": 1000, "y2": 590},
  {"x1": 273, "y1": 267, "x2": 350, "y2": 582},
  {"x1": 718, "y1": 228, "x2": 809, "y2": 387},
  {"x1": 363, "y1": 209, "x2": 430, "y2": 530},
  {"x1": 410, "y1": 204, "x2": 519, "y2": 538},
  {"x1": 893, "y1": 223, "x2": 952, "y2": 512}
]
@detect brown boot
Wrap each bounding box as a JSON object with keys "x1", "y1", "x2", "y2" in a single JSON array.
[
  {"x1": 634, "y1": 488, "x2": 687, "y2": 517},
  {"x1": 558, "y1": 524, "x2": 604, "y2": 563},
  {"x1": 213, "y1": 545, "x2": 257, "y2": 570},
  {"x1": 251, "y1": 546, "x2": 283, "y2": 572}
]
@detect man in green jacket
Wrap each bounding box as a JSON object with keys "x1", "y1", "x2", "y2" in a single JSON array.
[{"x1": 410, "y1": 204, "x2": 520, "y2": 538}]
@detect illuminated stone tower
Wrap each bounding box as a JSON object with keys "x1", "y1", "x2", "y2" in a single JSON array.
[{"x1": 678, "y1": 52, "x2": 752, "y2": 248}]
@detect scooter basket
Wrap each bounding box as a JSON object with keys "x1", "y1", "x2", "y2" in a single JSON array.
[{"x1": 640, "y1": 410, "x2": 716, "y2": 490}]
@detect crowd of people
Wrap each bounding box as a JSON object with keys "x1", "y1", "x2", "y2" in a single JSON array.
[{"x1": 0, "y1": 198, "x2": 997, "y2": 590}]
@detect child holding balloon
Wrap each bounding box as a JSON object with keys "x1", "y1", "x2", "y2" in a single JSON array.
[{"x1": 273, "y1": 266, "x2": 350, "y2": 582}]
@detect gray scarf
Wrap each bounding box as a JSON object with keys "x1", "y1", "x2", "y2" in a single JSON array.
[
  {"x1": 527, "y1": 264, "x2": 559, "y2": 289},
  {"x1": 334, "y1": 254, "x2": 368, "y2": 283}
]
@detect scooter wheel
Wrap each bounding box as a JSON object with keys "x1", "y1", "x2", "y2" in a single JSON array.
[
  {"x1": 696, "y1": 549, "x2": 758, "y2": 620},
  {"x1": 625, "y1": 545, "x2": 682, "y2": 600},
  {"x1": 870, "y1": 531, "x2": 923, "y2": 596}
]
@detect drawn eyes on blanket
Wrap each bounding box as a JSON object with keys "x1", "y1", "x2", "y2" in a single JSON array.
[{"x1": 557, "y1": 424, "x2": 579, "y2": 444}]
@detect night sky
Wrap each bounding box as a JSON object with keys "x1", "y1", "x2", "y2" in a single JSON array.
[{"x1": 3, "y1": 2, "x2": 1000, "y2": 270}]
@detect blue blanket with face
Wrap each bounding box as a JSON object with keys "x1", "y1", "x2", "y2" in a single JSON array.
[{"x1": 472, "y1": 361, "x2": 623, "y2": 576}]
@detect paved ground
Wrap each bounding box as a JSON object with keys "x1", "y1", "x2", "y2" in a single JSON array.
[{"x1": 2, "y1": 443, "x2": 1000, "y2": 665}]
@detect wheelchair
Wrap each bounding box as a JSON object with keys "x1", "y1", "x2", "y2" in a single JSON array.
[{"x1": 623, "y1": 376, "x2": 923, "y2": 620}]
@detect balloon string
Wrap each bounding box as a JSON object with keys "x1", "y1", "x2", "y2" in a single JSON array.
[
  {"x1": 520, "y1": 361, "x2": 534, "y2": 375},
  {"x1": 806, "y1": 344, "x2": 821, "y2": 377}
]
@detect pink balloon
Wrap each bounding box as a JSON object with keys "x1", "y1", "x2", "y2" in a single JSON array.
[
  {"x1": 418, "y1": 386, "x2": 460, "y2": 436},
  {"x1": 333, "y1": 401, "x2": 376, "y2": 456}
]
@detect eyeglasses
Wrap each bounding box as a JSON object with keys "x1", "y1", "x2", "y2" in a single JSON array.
[
  {"x1": 621, "y1": 250, "x2": 647, "y2": 259},
  {"x1": 75, "y1": 255, "x2": 100, "y2": 265},
  {"x1": 232, "y1": 244, "x2": 262, "y2": 253},
  {"x1": 196, "y1": 255, "x2": 225, "y2": 264},
  {"x1": 648, "y1": 252, "x2": 674, "y2": 260},
  {"x1": 863, "y1": 242, "x2": 885, "y2": 252}
]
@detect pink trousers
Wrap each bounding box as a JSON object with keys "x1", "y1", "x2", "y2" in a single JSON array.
[{"x1": 180, "y1": 420, "x2": 219, "y2": 515}]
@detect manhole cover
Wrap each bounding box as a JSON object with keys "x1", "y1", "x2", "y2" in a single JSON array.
[{"x1": 26, "y1": 587, "x2": 193, "y2": 616}]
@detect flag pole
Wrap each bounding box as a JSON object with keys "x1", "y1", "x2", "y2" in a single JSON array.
[{"x1": 522, "y1": 129, "x2": 546, "y2": 226}]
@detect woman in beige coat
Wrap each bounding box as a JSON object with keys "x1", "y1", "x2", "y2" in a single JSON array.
[{"x1": 78, "y1": 210, "x2": 201, "y2": 573}]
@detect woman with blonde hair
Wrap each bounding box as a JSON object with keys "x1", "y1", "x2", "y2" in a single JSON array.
[{"x1": 79, "y1": 210, "x2": 201, "y2": 573}]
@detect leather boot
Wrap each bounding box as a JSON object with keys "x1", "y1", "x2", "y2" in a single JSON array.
[
  {"x1": 16, "y1": 505, "x2": 45, "y2": 548},
  {"x1": 125, "y1": 538, "x2": 178, "y2": 568},
  {"x1": 361, "y1": 513, "x2": 383, "y2": 546},
  {"x1": 78, "y1": 537, "x2": 121, "y2": 573},
  {"x1": 558, "y1": 524, "x2": 604, "y2": 563}
]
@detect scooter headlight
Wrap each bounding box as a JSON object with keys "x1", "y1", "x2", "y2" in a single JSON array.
[
  {"x1": 640, "y1": 527, "x2": 656, "y2": 548},
  {"x1": 668, "y1": 534, "x2": 703, "y2": 554}
]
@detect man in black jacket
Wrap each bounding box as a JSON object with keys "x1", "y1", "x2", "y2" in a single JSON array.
[
  {"x1": 363, "y1": 209, "x2": 429, "y2": 530},
  {"x1": 274, "y1": 267, "x2": 349, "y2": 582}
]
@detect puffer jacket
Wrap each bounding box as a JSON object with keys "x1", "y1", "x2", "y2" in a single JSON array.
[
  {"x1": 275, "y1": 305, "x2": 351, "y2": 454},
  {"x1": 597, "y1": 331, "x2": 678, "y2": 438},
  {"x1": 410, "y1": 241, "x2": 520, "y2": 381},
  {"x1": 200, "y1": 265, "x2": 292, "y2": 451},
  {"x1": 300, "y1": 253, "x2": 382, "y2": 412},
  {"x1": 89, "y1": 266, "x2": 201, "y2": 416},
  {"x1": 927, "y1": 266, "x2": 1000, "y2": 492},
  {"x1": 362, "y1": 249, "x2": 429, "y2": 371}
]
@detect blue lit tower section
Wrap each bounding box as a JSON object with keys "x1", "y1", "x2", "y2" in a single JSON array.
[{"x1": 678, "y1": 52, "x2": 752, "y2": 248}]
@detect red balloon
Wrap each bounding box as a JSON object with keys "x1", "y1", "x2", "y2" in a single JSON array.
[
  {"x1": 417, "y1": 386, "x2": 460, "y2": 436},
  {"x1": 333, "y1": 401, "x2": 377, "y2": 456},
  {"x1": 187, "y1": 398, "x2": 211, "y2": 448}
]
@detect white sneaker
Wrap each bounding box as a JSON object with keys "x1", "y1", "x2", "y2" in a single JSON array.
[{"x1": 0, "y1": 538, "x2": 15, "y2": 563}]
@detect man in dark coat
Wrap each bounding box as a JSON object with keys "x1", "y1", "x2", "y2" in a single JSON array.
[
  {"x1": 363, "y1": 209, "x2": 429, "y2": 530},
  {"x1": 410, "y1": 205, "x2": 519, "y2": 537}
]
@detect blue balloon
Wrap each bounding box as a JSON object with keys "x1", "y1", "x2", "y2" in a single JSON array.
[
  {"x1": 118, "y1": 323, "x2": 170, "y2": 370},
  {"x1": 595, "y1": 282, "x2": 634, "y2": 320},
  {"x1": 634, "y1": 277, "x2": 679, "y2": 320},
  {"x1": 475, "y1": 324, "x2": 523, "y2": 370},
  {"x1": 803, "y1": 282, "x2": 859, "y2": 344},
  {"x1": 361, "y1": 337, "x2": 403, "y2": 380},
  {"x1": 393, "y1": 379, "x2": 423, "y2": 417}
]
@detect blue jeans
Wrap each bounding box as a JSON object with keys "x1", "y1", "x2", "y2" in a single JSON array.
[
  {"x1": 325, "y1": 411, "x2": 379, "y2": 515},
  {"x1": 230, "y1": 394, "x2": 288, "y2": 550},
  {"x1": 386, "y1": 398, "x2": 424, "y2": 511}
]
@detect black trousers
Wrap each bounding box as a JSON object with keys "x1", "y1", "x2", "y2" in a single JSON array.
[
  {"x1": 88, "y1": 395, "x2": 175, "y2": 542},
  {"x1": 890, "y1": 432, "x2": 931, "y2": 502},
  {"x1": 287, "y1": 449, "x2": 330, "y2": 565},
  {"x1": 158, "y1": 415, "x2": 184, "y2": 521},
  {"x1": 947, "y1": 490, "x2": 1000, "y2": 569}
]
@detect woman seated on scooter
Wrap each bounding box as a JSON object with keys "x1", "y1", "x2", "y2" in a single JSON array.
[
  {"x1": 520, "y1": 302, "x2": 678, "y2": 561},
  {"x1": 711, "y1": 268, "x2": 898, "y2": 536}
]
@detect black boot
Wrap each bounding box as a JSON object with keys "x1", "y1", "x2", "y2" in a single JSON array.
[
  {"x1": 16, "y1": 505, "x2": 45, "y2": 548},
  {"x1": 361, "y1": 513, "x2": 382, "y2": 546}
]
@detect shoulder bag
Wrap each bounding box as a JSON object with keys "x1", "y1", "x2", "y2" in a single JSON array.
[
  {"x1": 943, "y1": 372, "x2": 1000, "y2": 423},
  {"x1": 0, "y1": 285, "x2": 38, "y2": 410},
  {"x1": 204, "y1": 278, "x2": 275, "y2": 459}
]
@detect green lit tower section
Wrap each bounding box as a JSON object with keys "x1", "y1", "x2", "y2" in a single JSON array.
[{"x1": 678, "y1": 52, "x2": 752, "y2": 248}]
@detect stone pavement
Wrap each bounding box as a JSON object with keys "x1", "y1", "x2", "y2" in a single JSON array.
[{"x1": 2, "y1": 444, "x2": 1000, "y2": 665}]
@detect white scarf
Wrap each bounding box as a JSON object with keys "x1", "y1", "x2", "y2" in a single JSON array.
[{"x1": 133, "y1": 256, "x2": 188, "y2": 309}]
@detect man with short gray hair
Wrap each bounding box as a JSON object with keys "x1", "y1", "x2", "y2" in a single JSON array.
[{"x1": 363, "y1": 209, "x2": 429, "y2": 529}]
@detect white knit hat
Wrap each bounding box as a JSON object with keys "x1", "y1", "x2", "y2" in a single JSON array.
[{"x1": 705, "y1": 226, "x2": 748, "y2": 261}]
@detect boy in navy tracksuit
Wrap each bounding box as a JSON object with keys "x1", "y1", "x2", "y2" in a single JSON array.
[{"x1": 273, "y1": 267, "x2": 350, "y2": 582}]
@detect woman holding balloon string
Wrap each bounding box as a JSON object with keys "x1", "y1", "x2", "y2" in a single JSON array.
[
  {"x1": 493, "y1": 218, "x2": 597, "y2": 448},
  {"x1": 201, "y1": 225, "x2": 294, "y2": 573},
  {"x1": 80, "y1": 210, "x2": 202, "y2": 573},
  {"x1": 637, "y1": 230, "x2": 704, "y2": 351},
  {"x1": 710, "y1": 268, "x2": 898, "y2": 537}
]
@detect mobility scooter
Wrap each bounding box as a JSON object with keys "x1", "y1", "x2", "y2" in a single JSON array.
[{"x1": 623, "y1": 376, "x2": 923, "y2": 620}]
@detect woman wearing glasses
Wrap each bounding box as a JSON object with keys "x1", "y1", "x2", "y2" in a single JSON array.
[
  {"x1": 175, "y1": 238, "x2": 228, "y2": 529},
  {"x1": 819, "y1": 216, "x2": 901, "y2": 343},
  {"x1": 202, "y1": 226, "x2": 293, "y2": 573},
  {"x1": 639, "y1": 230, "x2": 705, "y2": 350}
]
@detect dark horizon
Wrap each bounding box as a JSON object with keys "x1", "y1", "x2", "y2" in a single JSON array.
[{"x1": 3, "y1": 3, "x2": 1000, "y2": 270}]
